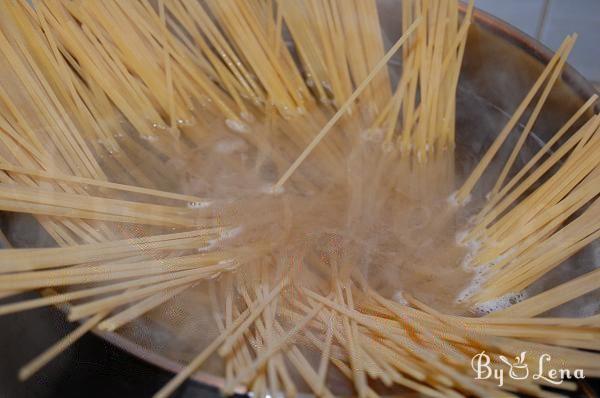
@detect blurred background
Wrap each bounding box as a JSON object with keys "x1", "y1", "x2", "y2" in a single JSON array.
[{"x1": 475, "y1": 0, "x2": 600, "y2": 88}]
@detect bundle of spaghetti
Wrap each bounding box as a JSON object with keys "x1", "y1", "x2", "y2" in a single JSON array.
[
  {"x1": 342, "y1": 5, "x2": 446, "y2": 157},
  {"x1": 7, "y1": 0, "x2": 468, "y2": 194},
  {"x1": 0, "y1": 0, "x2": 599, "y2": 397},
  {"x1": 443, "y1": 25, "x2": 600, "y2": 308},
  {"x1": 0, "y1": 2, "x2": 464, "y2": 218},
  {"x1": 450, "y1": 38, "x2": 600, "y2": 305},
  {"x1": 276, "y1": 0, "x2": 391, "y2": 112},
  {"x1": 0, "y1": 1, "x2": 117, "y2": 248},
  {"x1": 152, "y1": 269, "x2": 600, "y2": 398}
]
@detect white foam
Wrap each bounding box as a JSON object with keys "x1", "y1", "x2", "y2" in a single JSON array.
[
  {"x1": 456, "y1": 230, "x2": 483, "y2": 269},
  {"x1": 455, "y1": 263, "x2": 492, "y2": 303},
  {"x1": 471, "y1": 291, "x2": 528, "y2": 316},
  {"x1": 464, "y1": 247, "x2": 515, "y2": 273},
  {"x1": 461, "y1": 251, "x2": 475, "y2": 269},
  {"x1": 456, "y1": 260, "x2": 528, "y2": 315}
]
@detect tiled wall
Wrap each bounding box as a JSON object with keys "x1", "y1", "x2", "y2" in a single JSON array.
[{"x1": 475, "y1": 0, "x2": 600, "y2": 84}]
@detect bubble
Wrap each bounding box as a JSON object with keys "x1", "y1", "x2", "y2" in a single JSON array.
[
  {"x1": 218, "y1": 258, "x2": 237, "y2": 270},
  {"x1": 140, "y1": 134, "x2": 159, "y2": 142},
  {"x1": 447, "y1": 191, "x2": 471, "y2": 207},
  {"x1": 214, "y1": 138, "x2": 248, "y2": 154},
  {"x1": 240, "y1": 111, "x2": 255, "y2": 123},
  {"x1": 455, "y1": 230, "x2": 468, "y2": 245},
  {"x1": 198, "y1": 96, "x2": 212, "y2": 108},
  {"x1": 393, "y1": 291, "x2": 408, "y2": 305},
  {"x1": 151, "y1": 122, "x2": 167, "y2": 130},
  {"x1": 187, "y1": 200, "x2": 213, "y2": 209},
  {"x1": 416, "y1": 150, "x2": 424, "y2": 162},
  {"x1": 261, "y1": 184, "x2": 285, "y2": 195},
  {"x1": 466, "y1": 238, "x2": 481, "y2": 254},
  {"x1": 461, "y1": 251, "x2": 475, "y2": 269},
  {"x1": 207, "y1": 272, "x2": 222, "y2": 280},
  {"x1": 467, "y1": 215, "x2": 479, "y2": 226},
  {"x1": 447, "y1": 192, "x2": 460, "y2": 207},
  {"x1": 360, "y1": 128, "x2": 384, "y2": 143},
  {"x1": 197, "y1": 239, "x2": 217, "y2": 252},
  {"x1": 279, "y1": 105, "x2": 294, "y2": 118},
  {"x1": 220, "y1": 226, "x2": 243, "y2": 240},
  {"x1": 319, "y1": 96, "x2": 333, "y2": 105},
  {"x1": 225, "y1": 118, "x2": 249, "y2": 134},
  {"x1": 176, "y1": 118, "x2": 196, "y2": 127}
]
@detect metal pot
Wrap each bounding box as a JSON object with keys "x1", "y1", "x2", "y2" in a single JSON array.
[{"x1": 1, "y1": 2, "x2": 598, "y2": 395}]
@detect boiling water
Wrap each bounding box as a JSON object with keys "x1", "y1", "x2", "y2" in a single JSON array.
[
  {"x1": 3, "y1": 99, "x2": 598, "y2": 394},
  {"x1": 0, "y1": 104, "x2": 545, "y2": 383},
  {"x1": 1, "y1": 39, "x2": 598, "y2": 394},
  {"x1": 111, "y1": 128, "x2": 485, "y2": 383}
]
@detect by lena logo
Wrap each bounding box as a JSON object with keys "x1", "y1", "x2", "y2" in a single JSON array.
[{"x1": 471, "y1": 351, "x2": 585, "y2": 387}]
